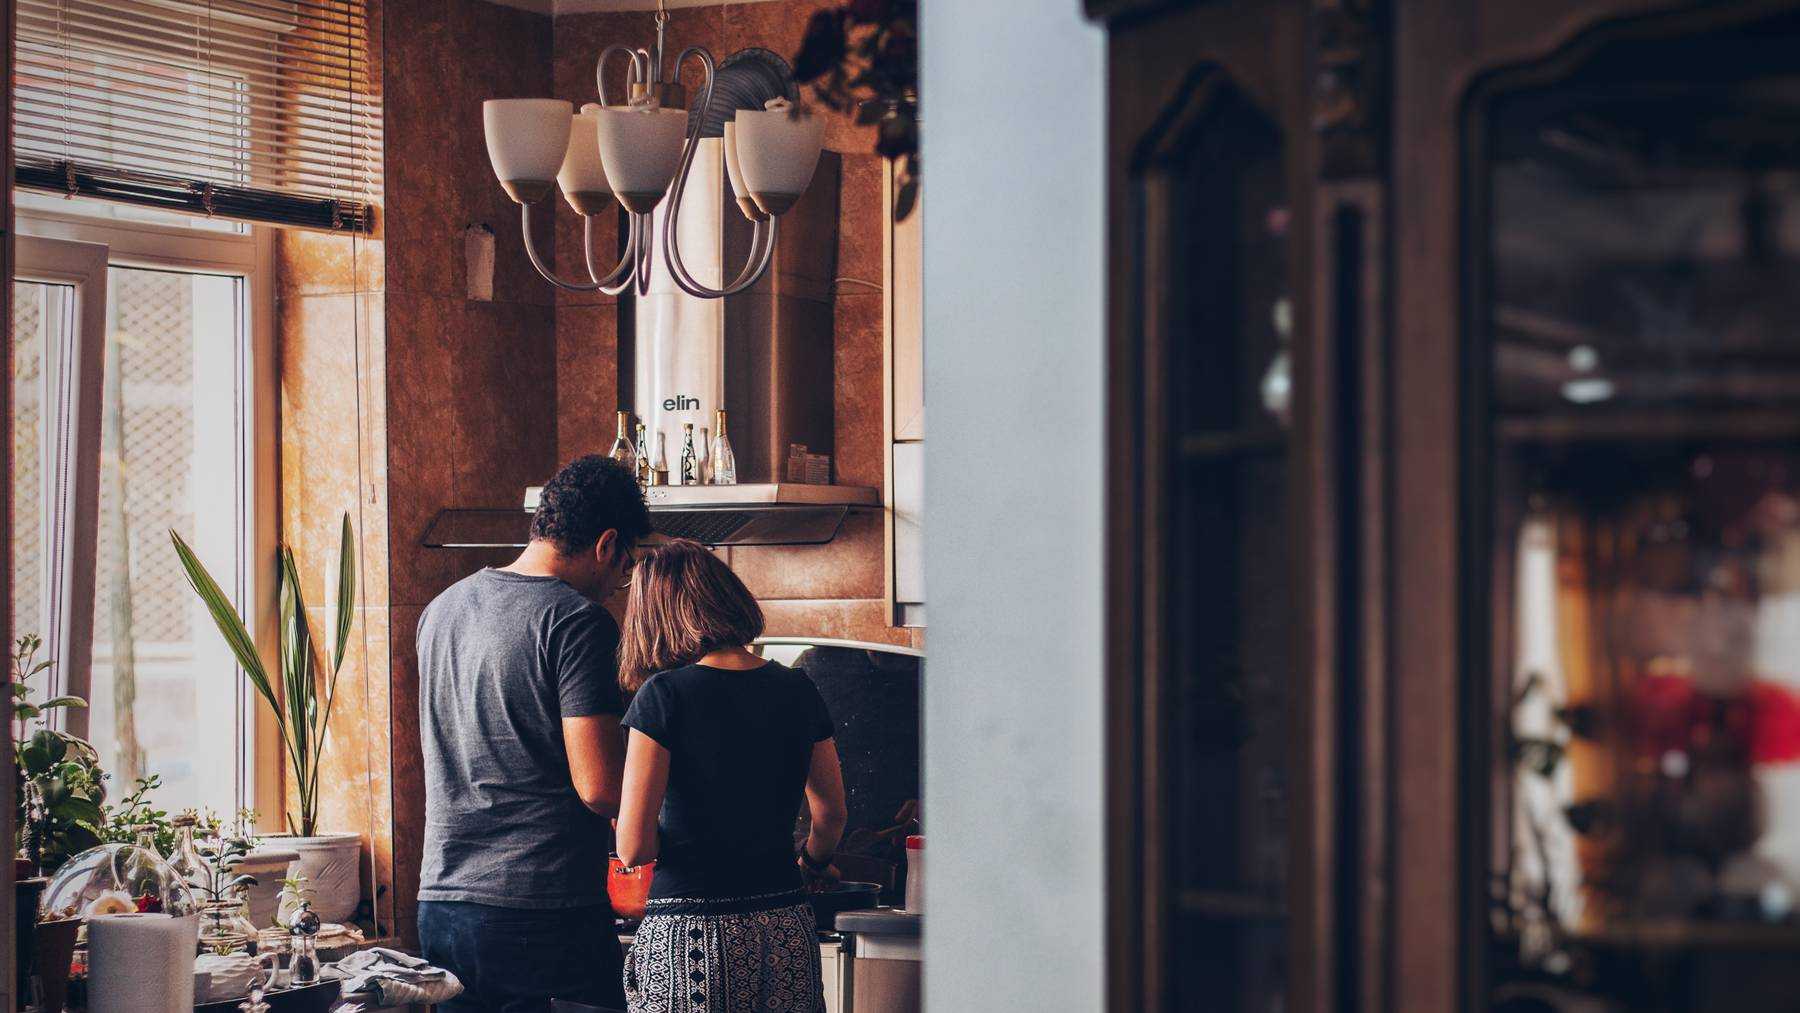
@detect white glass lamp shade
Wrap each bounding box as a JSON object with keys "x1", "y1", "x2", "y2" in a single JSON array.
[
  {"x1": 722, "y1": 121, "x2": 767, "y2": 222},
  {"x1": 484, "y1": 99, "x2": 573, "y2": 204},
  {"x1": 592, "y1": 106, "x2": 689, "y2": 214},
  {"x1": 732, "y1": 107, "x2": 825, "y2": 217},
  {"x1": 558, "y1": 104, "x2": 614, "y2": 216}
]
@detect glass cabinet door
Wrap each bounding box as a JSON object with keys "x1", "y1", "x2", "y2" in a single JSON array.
[
  {"x1": 1141, "y1": 77, "x2": 1297, "y2": 1013},
  {"x1": 1474, "y1": 11, "x2": 1800, "y2": 1010}
]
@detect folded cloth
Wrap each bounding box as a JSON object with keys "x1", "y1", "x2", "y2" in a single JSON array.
[{"x1": 325, "y1": 947, "x2": 463, "y2": 1010}]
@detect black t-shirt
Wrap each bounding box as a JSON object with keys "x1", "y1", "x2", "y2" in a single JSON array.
[{"x1": 622, "y1": 661, "x2": 834, "y2": 901}]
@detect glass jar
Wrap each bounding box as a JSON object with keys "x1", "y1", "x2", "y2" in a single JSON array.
[{"x1": 198, "y1": 898, "x2": 258, "y2": 955}]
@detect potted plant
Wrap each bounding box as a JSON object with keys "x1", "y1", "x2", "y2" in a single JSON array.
[
  {"x1": 171, "y1": 514, "x2": 363, "y2": 922},
  {"x1": 11, "y1": 635, "x2": 96, "y2": 1013}
]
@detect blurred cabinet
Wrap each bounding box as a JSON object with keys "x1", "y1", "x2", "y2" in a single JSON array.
[
  {"x1": 1089, "y1": 1, "x2": 1800, "y2": 1011},
  {"x1": 887, "y1": 164, "x2": 923, "y2": 627}
]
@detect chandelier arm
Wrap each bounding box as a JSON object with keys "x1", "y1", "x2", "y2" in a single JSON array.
[
  {"x1": 600, "y1": 214, "x2": 644, "y2": 298},
  {"x1": 586, "y1": 210, "x2": 640, "y2": 288},
  {"x1": 636, "y1": 212, "x2": 654, "y2": 296},
  {"x1": 667, "y1": 215, "x2": 776, "y2": 299},
  {"x1": 659, "y1": 46, "x2": 772, "y2": 300},
  {"x1": 595, "y1": 44, "x2": 648, "y2": 107},
  {"x1": 520, "y1": 202, "x2": 607, "y2": 292}
]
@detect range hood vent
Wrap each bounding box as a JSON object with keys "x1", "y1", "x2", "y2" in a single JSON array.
[{"x1": 423, "y1": 483, "x2": 878, "y2": 549}]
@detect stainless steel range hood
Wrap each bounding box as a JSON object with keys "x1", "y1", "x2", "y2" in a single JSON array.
[
  {"x1": 644, "y1": 483, "x2": 879, "y2": 545},
  {"x1": 422, "y1": 482, "x2": 878, "y2": 549}
]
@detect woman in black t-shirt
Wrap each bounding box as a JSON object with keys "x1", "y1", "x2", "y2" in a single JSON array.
[{"x1": 614, "y1": 539, "x2": 848, "y2": 1013}]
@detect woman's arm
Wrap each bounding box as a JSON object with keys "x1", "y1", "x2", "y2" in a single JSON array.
[
  {"x1": 615, "y1": 728, "x2": 671, "y2": 868},
  {"x1": 801, "y1": 738, "x2": 848, "y2": 866}
]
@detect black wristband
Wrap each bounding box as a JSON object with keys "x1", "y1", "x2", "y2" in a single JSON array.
[{"x1": 800, "y1": 849, "x2": 832, "y2": 872}]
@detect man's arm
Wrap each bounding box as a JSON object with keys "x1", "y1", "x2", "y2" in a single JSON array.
[{"x1": 563, "y1": 714, "x2": 627, "y2": 817}]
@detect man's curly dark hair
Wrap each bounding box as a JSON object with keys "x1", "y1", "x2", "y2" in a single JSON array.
[{"x1": 530, "y1": 454, "x2": 652, "y2": 554}]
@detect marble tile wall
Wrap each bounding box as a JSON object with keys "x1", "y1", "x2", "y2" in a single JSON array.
[
  {"x1": 380, "y1": 0, "x2": 560, "y2": 943},
  {"x1": 274, "y1": 225, "x2": 396, "y2": 934}
]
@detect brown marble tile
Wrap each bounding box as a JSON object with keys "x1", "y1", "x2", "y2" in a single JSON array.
[
  {"x1": 758, "y1": 597, "x2": 911, "y2": 647},
  {"x1": 274, "y1": 231, "x2": 386, "y2": 297},
  {"x1": 383, "y1": 0, "x2": 553, "y2": 306},
  {"x1": 388, "y1": 603, "x2": 426, "y2": 947},
  {"x1": 556, "y1": 303, "x2": 623, "y2": 462},
  {"x1": 833, "y1": 292, "x2": 884, "y2": 489},
  {"x1": 384, "y1": 293, "x2": 555, "y2": 606},
  {"x1": 835, "y1": 153, "x2": 884, "y2": 289},
  {"x1": 730, "y1": 509, "x2": 884, "y2": 600}
]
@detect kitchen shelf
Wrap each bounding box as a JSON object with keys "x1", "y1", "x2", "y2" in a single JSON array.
[{"x1": 422, "y1": 492, "x2": 880, "y2": 549}]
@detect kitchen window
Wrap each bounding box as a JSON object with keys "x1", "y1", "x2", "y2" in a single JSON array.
[{"x1": 13, "y1": 206, "x2": 275, "y2": 818}]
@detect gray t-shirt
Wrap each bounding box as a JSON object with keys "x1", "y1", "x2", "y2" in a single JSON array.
[{"x1": 416, "y1": 568, "x2": 624, "y2": 909}]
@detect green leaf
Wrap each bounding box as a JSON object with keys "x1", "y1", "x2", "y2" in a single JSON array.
[
  {"x1": 333, "y1": 513, "x2": 356, "y2": 674},
  {"x1": 171, "y1": 529, "x2": 282, "y2": 722},
  {"x1": 20, "y1": 742, "x2": 52, "y2": 775},
  {"x1": 33, "y1": 729, "x2": 67, "y2": 764},
  {"x1": 38, "y1": 696, "x2": 87, "y2": 711},
  {"x1": 41, "y1": 774, "x2": 68, "y2": 806},
  {"x1": 14, "y1": 702, "x2": 40, "y2": 721}
]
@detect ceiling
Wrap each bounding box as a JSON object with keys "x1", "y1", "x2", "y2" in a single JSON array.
[{"x1": 480, "y1": 0, "x2": 779, "y2": 13}]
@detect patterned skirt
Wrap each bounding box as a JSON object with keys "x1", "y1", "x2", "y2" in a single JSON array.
[{"x1": 625, "y1": 893, "x2": 825, "y2": 1013}]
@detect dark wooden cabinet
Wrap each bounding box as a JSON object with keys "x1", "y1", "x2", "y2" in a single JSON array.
[{"x1": 1090, "y1": 1, "x2": 1800, "y2": 1010}]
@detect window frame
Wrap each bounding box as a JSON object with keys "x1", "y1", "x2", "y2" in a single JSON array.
[
  {"x1": 15, "y1": 202, "x2": 278, "y2": 817},
  {"x1": 13, "y1": 234, "x2": 109, "y2": 715}
]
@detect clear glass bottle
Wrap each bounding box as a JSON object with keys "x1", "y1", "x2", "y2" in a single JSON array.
[
  {"x1": 634, "y1": 422, "x2": 650, "y2": 486},
  {"x1": 168, "y1": 812, "x2": 204, "y2": 892},
  {"x1": 698, "y1": 427, "x2": 712, "y2": 485},
  {"x1": 651, "y1": 431, "x2": 670, "y2": 486},
  {"x1": 708, "y1": 409, "x2": 737, "y2": 485},
  {"x1": 679, "y1": 423, "x2": 698, "y2": 485},
  {"x1": 122, "y1": 825, "x2": 164, "y2": 903},
  {"x1": 609, "y1": 410, "x2": 638, "y2": 476}
]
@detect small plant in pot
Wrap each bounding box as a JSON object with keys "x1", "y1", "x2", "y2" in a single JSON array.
[
  {"x1": 11, "y1": 635, "x2": 94, "y2": 1013},
  {"x1": 172, "y1": 513, "x2": 363, "y2": 923}
]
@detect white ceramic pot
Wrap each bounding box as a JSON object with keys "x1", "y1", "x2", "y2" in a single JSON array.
[
  {"x1": 274, "y1": 832, "x2": 362, "y2": 923},
  {"x1": 237, "y1": 843, "x2": 299, "y2": 930}
]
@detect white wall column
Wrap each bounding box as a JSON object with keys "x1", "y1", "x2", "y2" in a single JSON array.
[{"x1": 920, "y1": 3, "x2": 1107, "y2": 1010}]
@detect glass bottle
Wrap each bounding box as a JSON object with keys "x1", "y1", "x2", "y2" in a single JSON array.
[
  {"x1": 634, "y1": 422, "x2": 650, "y2": 486},
  {"x1": 609, "y1": 411, "x2": 638, "y2": 476},
  {"x1": 651, "y1": 431, "x2": 670, "y2": 486},
  {"x1": 168, "y1": 812, "x2": 204, "y2": 892},
  {"x1": 679, "y1": 423, "x2": 698, "y2": 485},
  {"x1": 708, "y1": 409, "x2": 737, "y2": 486},
  {"x1": 698, "y1": 427, "x2": 712, "y2": 485},
  {"x1": 122, "y1": 825, "x2": 165, "y2": 905}
]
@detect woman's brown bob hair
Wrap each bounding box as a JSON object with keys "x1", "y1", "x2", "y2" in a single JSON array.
[{"x1": 618, "y1": 539, "x2": 765, "y2": 691}]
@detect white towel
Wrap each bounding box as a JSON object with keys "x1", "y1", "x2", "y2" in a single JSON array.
[{"x1": 325, "y1": 947, "x2": 463, "y2": 1009}]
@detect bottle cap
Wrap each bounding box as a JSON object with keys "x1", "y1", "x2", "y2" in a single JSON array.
[{"x1": 905, "y1": 835, "x2": 924, "y2": 850}]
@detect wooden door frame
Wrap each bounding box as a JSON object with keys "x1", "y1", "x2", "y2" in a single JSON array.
[
  {"x1": 1092, "y1": 2, "x2": 1340, "y2": 1009},
  {"x1": 1392, "y1": 1, "x2": 1800, "y2": 1009}
]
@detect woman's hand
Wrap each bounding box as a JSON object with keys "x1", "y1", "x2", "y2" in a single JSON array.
[{"x1": 798, "y1": 853, "x2": 840, "y2": 893}]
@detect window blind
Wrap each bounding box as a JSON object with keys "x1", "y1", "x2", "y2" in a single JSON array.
[{"x1": 16, "y1": 0, "x2": 379, "y2": 231}]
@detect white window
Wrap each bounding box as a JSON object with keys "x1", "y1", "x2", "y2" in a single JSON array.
[{"x1": 13, "y1": 206, "x2": 275, "y2": 818}]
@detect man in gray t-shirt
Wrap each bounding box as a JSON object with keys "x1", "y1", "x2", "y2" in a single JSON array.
[{"x1": 416, "y1": 455, "x2": 650, "y2": 1013}]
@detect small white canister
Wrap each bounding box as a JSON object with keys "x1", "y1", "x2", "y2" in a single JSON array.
[{"x1": 904, "y1": 835, "x2": 924, "y2": 914}]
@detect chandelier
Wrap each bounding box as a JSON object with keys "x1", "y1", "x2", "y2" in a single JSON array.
[{"x1": 481, "y1": 2, "x2": 825, "y2": 299}]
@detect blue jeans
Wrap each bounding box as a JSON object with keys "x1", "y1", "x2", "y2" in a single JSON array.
[{"x1": 418, "y1": 900, "x2": 626, "y2": 1013}]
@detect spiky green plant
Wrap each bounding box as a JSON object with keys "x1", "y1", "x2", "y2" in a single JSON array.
[{"x1": 170, "y1": 515, "x2": 355, "y2": 836}]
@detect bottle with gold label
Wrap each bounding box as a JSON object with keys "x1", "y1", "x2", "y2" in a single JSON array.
[
  {"x1": 708, "y1": 409, "x2": 737, "y2": 485},
  {"x1": 651, "y1": 431, "x2": 670, "y2": 486},
  {"x1": 679, "y1": 423, "x2": 698, "y2": 485},
  {"x1": 609, "y1": 411, "x2": 639, "y2": 477},
  {"x1": 634, "y1": 421, "x2": 650, "y2": 486}
]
